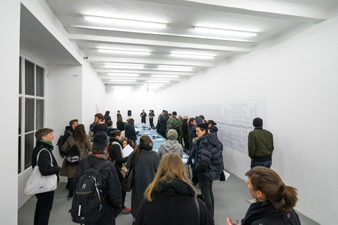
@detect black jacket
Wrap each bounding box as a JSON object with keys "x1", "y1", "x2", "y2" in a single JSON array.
[
  {"x1": 242, "y1": 201, "x2": 300, "y2": 225},
  {"x1": 156, "y1": 115, "x2": 168, "y2": 137},
  {"x1": 104, "y1": 114, "x2": 111, "y2": 124},
  {"x1": 31, "y1": 140, "x2": 61, "y2": 178},
  {"x1": 92, "y1": 123, "x2": 108, "y2": 134},
  {"x1": 135, "y1": 179, "x2": 214, "y2": 225},
  {"x1": 74, "y1": 155, "x2": 122, "y2": 208},
  {"x1": 125, "y1": 123, "x2": 137, "y2": 142},
  {"x1": 188, "y1": 123, "x2": 197, "y2": 151},
  {"x1": 116, "y1": 121, "x2": 125, "y2": 131},
  {"x1": 63, "y1": 126, "x2": 73, "y2": 143},
  {"x1": 195, "y1": 133, "x2": 224, "y2": 180}
]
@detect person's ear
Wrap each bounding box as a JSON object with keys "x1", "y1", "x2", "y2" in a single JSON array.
[{"x1": 257, "y1": 190, "x2": 265, "y2": 200}]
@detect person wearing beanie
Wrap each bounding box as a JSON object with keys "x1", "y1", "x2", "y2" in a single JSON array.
[
  {"x1": 195, "y1": 122, "x2": 224, "y2": 219},
  {"x1": 157, "y1": 129, "x2": 183, "y2": 159},
  {"x1": 208, "y1": 120, "x2": 219, "y2": 137},
  {"x1": 195, "y1": 116, "x2": 203, "y2": 125},
  {"x1": 166, "y1": 111, "x2": 180, "y2": 137},
  {"x1": 247, "y1": 117, "x2": 274, "y2": 204},
  {"x1": 74, "y1": 131, "x2": 123, "y2": 224}
]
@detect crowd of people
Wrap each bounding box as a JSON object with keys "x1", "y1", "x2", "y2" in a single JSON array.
[{"x1": 29, "y1": 109, "x2": 301, "y2": 225}]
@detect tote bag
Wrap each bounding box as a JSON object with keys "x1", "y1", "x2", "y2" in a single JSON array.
[{"x1": 24, "y1": 149, "x2": 57, "y2": 195}]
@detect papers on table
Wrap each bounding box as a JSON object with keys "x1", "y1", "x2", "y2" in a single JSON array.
[
  {"x1": 143, "y1": 132, "x2": 151, "y2": 135},
  {"x1": 123, "y1": 144, "x2": 134, "y2": 157},
  {"x1": 153, "y1": 138, "x2": 166, "y2": 142}
]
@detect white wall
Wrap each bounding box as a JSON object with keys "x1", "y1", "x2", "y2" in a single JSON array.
[
  {"x1": 158, "y1": 16, "x2": 338, "y2": 224},
  {"x1": 105, "y1": 89, "x2": 163, "y2": 126},
  {"x1": 0, "y1": 0, "x2": 20, "y2": 224}
]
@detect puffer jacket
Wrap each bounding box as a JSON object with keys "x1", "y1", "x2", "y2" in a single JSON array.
[
  {"x1": 157, "y1": 140, "x2": 183, "y2": 159},
  {"x1": 166, "y1": 116, "x2": 180, "y2": 135},
  {"x1": 195, "y1": 133, "x2": 224, "y2": 180}
]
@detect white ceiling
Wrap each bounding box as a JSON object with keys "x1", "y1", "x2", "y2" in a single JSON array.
[{"x1": 41, "y1": 0, "x2": 338, "y2": 90}]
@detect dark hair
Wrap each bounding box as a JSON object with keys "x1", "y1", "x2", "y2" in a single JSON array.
[
  {"x1": 95, "y1": 113, "x2": 104, "y2": 121},
  {"x1": 117, "y1": 116, "x2": 123, "y2": 122},
  {"x1": 133, "y1": 135, "x2": 153, "y2": 160},
  {"x1": 245, "y1": 166, "x2": 298, "y2": 212},
  {"x1": 105, "y1": 110, "x2": 110, "y2": 115},
  {"x1": 110, "y1": 130, "x2": 121, "y2": 138},
  {"x1": 168, "y1": 113, "x2": 172, "y2": 117},
  {"x1": 199, "y1": 115, "x2": 205, "y2": 120},
  {"x1": 189, "y1": 118, "x2": 195, "y2": 124},
  {"x1": 92, "y1": 146, "x2": 106, "y2": 154},
  {"x1": 107, "y1": 120, "x2": 113, "y2": 127},
  {"x1": 117, "y1": 110, "x2": 120, "y2": 113},
  {"x1": 128, "y1": 118, "x2": 134, "y2": 125},
  {"x1": 253, "y1": 117, "x2": 263, "y2": 127},
  {"x1": 181, "y1": 119, "x2": 188, "y2": 134},
  {"x1": 72, "y1": 124, "x2": 87, "y2": 142},
  {"x1": 197, "y1": 126, "x2": 208, "y2": 134},
  {"x1": 172, "y1": 111, "x2": 177, "y2": 116},
  {"x1": 35, "y1": 128, "x2": 54, "y2": 140},
  {"x1": 208, "y1": 120, "x2": 217, "y2": 126},
  {"x1": 69, "y1": 119, "x2": 78, "y2": 126}
]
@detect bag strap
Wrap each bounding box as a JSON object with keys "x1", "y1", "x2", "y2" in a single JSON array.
[
  {"x1": 194, "y1": 198, "x2": 200, "y2": 225},
  {"x1": 36, "y1": 148, "x2": 53, "y2": 167}
]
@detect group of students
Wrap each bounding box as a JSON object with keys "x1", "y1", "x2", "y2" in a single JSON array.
[{"x1": 30, "y1": 110, "x2": 301, "y2": 225}]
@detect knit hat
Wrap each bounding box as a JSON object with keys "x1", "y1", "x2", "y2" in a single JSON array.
[
  {"x1": 183, "y1": 115, "x2": 188, "y2": 120},
  {"x1": 197, "y1": 123, "x2": 209, "y2": 130},
  {"x1": 93, "y1": 131, "x2": 109, "y2": 149},
  {"x1": 195, "y1": 116, "x2": 203, "y2": 125},
  {"x1": 209, "y1": 125, "x2": 218, "y2": 133},
  {"x1": 167, "y1": 129, "x2": 178, "y2": 140}
]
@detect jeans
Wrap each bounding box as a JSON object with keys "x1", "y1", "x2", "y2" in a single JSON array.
[
  {"x1": 199, "y1": 179, "x2": 214, "y2": 219},
  {"x1": 34, "y1": 191, "x2": 54, "y2": 225},
  {"x1": 250, "y1": 160, "x2": 272, "y2": 169},
  {"x1": 149, "y1": 118, "x2": 154, "y2": 128}
]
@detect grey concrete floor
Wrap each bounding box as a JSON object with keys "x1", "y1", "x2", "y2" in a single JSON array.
[{"x1": 18, "y1": 172, "x2": 318, "y2": 225}]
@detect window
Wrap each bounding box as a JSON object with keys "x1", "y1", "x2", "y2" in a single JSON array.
[{"x1": 18, "y1": 58, "x2": 46, "y2": 173}]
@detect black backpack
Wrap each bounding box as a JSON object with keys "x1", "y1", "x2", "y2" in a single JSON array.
[
  {"x1": 71, "y1": 159, "x2": 110, "y2": 224},
  {"x1": 57, "y1": 131, "x2": 72, "y2": 158},
  {"x1": 65, "y1": 144, "x2": 80, "y2": 165}
]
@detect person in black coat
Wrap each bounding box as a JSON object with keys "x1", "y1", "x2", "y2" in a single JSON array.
[
  {"x1": 226, "y1": 166, "x2": 301, "y2": 225},
  {"x1": 124, "y1": 118, "x2": 138, "y2": 143},
  {"x1": 104, "y1": 110, "x2": 111, "y2": 124},
  {"x1": 74, "y1": 131, "x2": 122, "y2": 225},
  {"x1": 135, "y1": 153, "x2": 214, "y2": 225},
  {"x1": 156, "y1": 112, "x2": 168, "y2": 138},
  {"x1": 116, "y1": 116, "x2": 125, "y2": 131},
  {"x1": 31, "y1": 128, "x2": 61, "y2": 225}
]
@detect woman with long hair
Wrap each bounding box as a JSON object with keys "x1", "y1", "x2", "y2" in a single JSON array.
[
  {"x1": 116, "y1": 115, "x2": 125, "y2": 131},
  {"x1": 226, "y1": 166, "x2": 300, "y2": 225},
  {"x1": 126, "y1": 135, "x2": 160, "y2": 223},
  {"x1": 60, "y1": 124, "x2": 92, "y2": 200},
  {"x1": 135, "y1": 153, "x2": 214, "y2": 225}
]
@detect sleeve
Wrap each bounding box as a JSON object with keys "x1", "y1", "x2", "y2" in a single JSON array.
[
  {"x1": 84, "y1": 138, "x2": 93, "y2": 152},
  {"x1": 178, "y1": 144, "x2": 183, "y2": 158},
  {"x1": 157, "y1": 144, "x2": 164, "y2": 159},
  {"x1": 135, "y1": 199, "x2": 149, "y2": 225},
  {"x1": 271, "y1": 133, "x2": 274, "y2": 152},
  {"x1": 113, "y1": 145, "x2": 124, "y2": 167},
  {"x1": 198, "y1": 199, "x2": 215, "y2": 225},
  {"x1": 126, "y1": 154, "x2": 133, "y2": 168},
  {"x1": 105, "y1": 165, "x2": 122, "y2": 207},
  {"x1": 38, "y1": 150, "x2": 61, "y2": 176},
  {"x1": 248, "y1": 132, "x2": 255, "y2": 159},
  {"x1": 195, "y1": 144, "x2": 213, "y2": 173},
  {"x1": 74, "y1": 159, "x2": 85, "y2": 187},
  {"x1": 61, "y1": 136, "x2": 71, "y2": 152}
]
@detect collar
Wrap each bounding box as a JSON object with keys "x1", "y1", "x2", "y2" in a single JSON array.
[
  {"x1": 254, "y1": 127, "x2": 263, "y2": 130},
  {"x1": 37, "y1": 140, "x2": 54, "y2": 150}
]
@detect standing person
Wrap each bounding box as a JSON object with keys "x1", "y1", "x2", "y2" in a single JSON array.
[
  {"x1": 195, "y1": 123, "x2": 224, "y2": 220},
  {"x1": 148, "y1": 110, "x2": 155, "y2": 129},
  {"x1": 156, "y1": 111, "x2": 168, "y2": 138},
  {"x1": 104, "y1": 111, "x2": 111, "y2": 124},
  {"x1": 181, "y1": 116, "x2": 189, "y2": 150},
  {"x1": 135, "y1": 153, "x2": 214, "y2": 225},
  {"x1": 117, "y1": 110, "x2": 122, "y2": 119},
  {"x1": 208, "y1": 120, "x2": 218, "y2": 137},
  {"x1": 63, "y1": 119, "x2": 79, "y2": 144},
  {"x1": 248, "y1": 117, "x2": 274, "y2": 169},
  {"x1": 116, "y1": 116, "x2": 125, "y2": 131},
  {"x1": 157, "y1": 129, "x2": 183, "y2": 159},
  {"x1": 74, "y1": 131, "x2": 122, "y2": 225},
  {"x1": 126, "y1": 135, "x2": 160, "y2": 223},
  {"x1": 108, "y1": 130, "x2": 131, "y2": 214},
  {"x1": 166, "y1": 111, "x2": 180, "y2": 137},
  {"x1": 107, "y1": 120, "x2": 117, "y2": 136},
  {"x1": 92, "y1": 113, "x2": 108, "y2": 136},
  {"x1": 226, "y1": 166, "x2": 300, "y2": 225},
  {"x1": 60, "y1": 124, "x2": 92, "y2": 200},
  {"x1": 31, "y1": 128, "x2": 61, "y2": 225},
  {"x1": 125, "y1": 118, "x2": 138, "y2": 144},
  {"x1": 140, "y1": 109, "x2": 147, "y2": 124}
]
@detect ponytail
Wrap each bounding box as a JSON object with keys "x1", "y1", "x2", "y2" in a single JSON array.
[{"x1": 281, "y1": 185, "x2": 298, "y2": 211}]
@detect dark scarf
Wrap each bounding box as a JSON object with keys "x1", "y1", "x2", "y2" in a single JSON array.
[
  {"x1": 242, "y1": 201, "x2": 278, "y2": 225},
  {"x1": 153, "y1": 179, "x2": 195, "y2": 199}
]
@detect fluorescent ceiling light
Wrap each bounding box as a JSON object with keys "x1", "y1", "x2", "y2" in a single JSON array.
[
  {"x1": 169, "y1": 53, "x2": 214, "y2": 59},
  {"x1": 151, "y1": 75, "x2": 179, "y2": 78},
  {"x1": 110, "y1": 79, "x2": 136, "y2": 82},
  {"x1": 158, "y1": 65, "x2": 193, "y2": 72},
  {"x1": 104, "y1": 65, "x2": 144, "y2": 69},
  {"x1": 147, "y1": 80, "x2": 170, "y2": 83},
  {"x1": 83, "y1": 15, "x2": 167, "y2": 29},
  {"x1": 108, "y1": 73, "x2": 139, "y2": 77},
  {"x1": 194, "y1": 26, "x2": 257, "y2": 37},
  {"x1": 98, "y1": 49, "x2": 151, "y2": 55}
]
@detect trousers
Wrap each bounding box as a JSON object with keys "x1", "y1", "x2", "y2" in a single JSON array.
[{"x1": 34, "y1": 191, "x2": 54, "y2": 225}]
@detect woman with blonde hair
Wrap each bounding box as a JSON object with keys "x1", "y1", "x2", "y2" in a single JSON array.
[
  {"x1": 135, "y1": 153, "x2": 214, "y2": 225},
  {"x1": 226, "y1": 166, "x2": 300, "y2": 225}
]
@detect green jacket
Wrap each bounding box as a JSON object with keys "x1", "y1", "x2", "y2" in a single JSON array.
[
  {"x1": 166, "y1": 116, "x2": 180, "y2": 135},
  {"x1": 248, "y1": 128, "x2": 274, "y2": 159}
]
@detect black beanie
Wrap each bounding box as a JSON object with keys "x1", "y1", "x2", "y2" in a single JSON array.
[
  {"x1": 197, "y1": 123, "x2": 209, "y2": 130},
  {"x1": 93, "y1": 131, "x2": 109, "y2": 149}
]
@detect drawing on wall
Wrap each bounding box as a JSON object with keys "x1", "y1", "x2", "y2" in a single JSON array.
[{"x1": 165, "y1": 99, "x2": 267, "y2": 154}]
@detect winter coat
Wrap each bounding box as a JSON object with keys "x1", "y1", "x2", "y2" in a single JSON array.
[
  {"x1": 125, "y1": 123, "x2": 137, "y2": 142},
  {"x1": 31, "y1": 140, "x2": 61, "y2": 179},
  {"x1": 60, "y1": 135, "x2": 92, "y2": 178},
  {"x1": 157, "y1": 140, "x2": 183, "y2": 159},
  {"x1": 188, "y1": 124, "x2": 197, "y2": 151},
  {"x1": 126, "y1": 145, "x2": 160, "y2": 217},
  {"x1": 108, "y1": 138, "x2": 126, "y2": 181},
  {"x1": 116, "y1": 121, "x2": 125, "y2": 131},
  {"x1": 248, "y1": 128, "x2": 274, "y2": 160},
  {"x1": 195, "y1": 133, "x2": 224, "y2": 180},
  {"x1": 166, "y1": 116, "x2": 180, "y2": 135},
  {"x1": 92, "y1": 123, "x2": 108, "y2": 134},
  {"x1": 156, "y1": 115, "x2": 168, "y2": 137},
  {"x1": 104, "y1": 114, "x2": 111, "y2": 124},
  {"x1": 242, "y1": 201, "x2": 300, "y2": 225},
  {"x1": 135, "y1": 179, "x2": 214, "y2": 225}
]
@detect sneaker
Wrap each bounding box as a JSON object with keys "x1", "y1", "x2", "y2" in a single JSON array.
[
  {"x1": 247, "y1": 198, "x2": 257, "y2": 204},
  {"x1": 120, "y1": 207, "x2": 131, "y2": 214},
  {"x1": 67, "y1": 193, "x2": 73, "y2": 201}
]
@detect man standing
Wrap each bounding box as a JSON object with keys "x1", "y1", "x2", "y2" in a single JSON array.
[
  {"x1": 140, "y1": 109, "x2": 147, "y2": 124},
  {"x1": 92, "y1": 113, "x2": 108, "y2": 136},
  {"x1": 32, "y1": 128, "x2": 61, "y2": 225},
  {"x1": 63, "y1": 119, "x2": 78, "y2": 143},
  {"x1": 166, "y1": 111, "x2": 180, "y2": 137},
  {"x1": 148, "y1": 110, "x2": 155, "y2": 128},
  {"x1": 117, "y1": 110, "x2": 121, "y2": 119},
  {"x1": 104, "y1": 111, "x2": 111, "y2": 124},
  {"x1": 248, "y1": 117, "x2": 274, "y2": 169}
]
